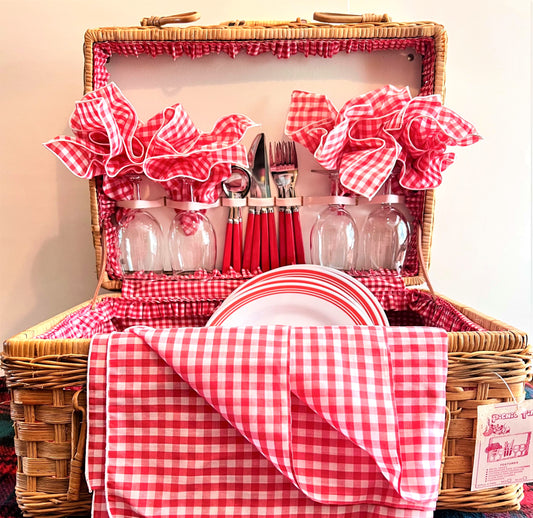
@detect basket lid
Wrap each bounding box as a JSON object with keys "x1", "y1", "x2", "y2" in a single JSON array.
[{"x1": 82, "y1": 14, "x2": 446, "y2": 291}]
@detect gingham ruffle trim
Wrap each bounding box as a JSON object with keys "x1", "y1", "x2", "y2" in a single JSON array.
[
  {"x1": 36, "y1": 270, "x2": 485, "y2": 340},
  {"x1": 92, "y1": 38, "x2": 437, "y2": 95},
  {"x1": 36, "y1": 298, "x2": 220, "y2": 340}
]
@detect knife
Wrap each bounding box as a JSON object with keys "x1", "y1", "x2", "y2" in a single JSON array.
[{"x1": 242, "y1": 133, "x2": 279, "y2": 272}]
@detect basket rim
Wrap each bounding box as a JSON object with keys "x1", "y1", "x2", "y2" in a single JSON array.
[
  {"x1": 3, "y1": 291, "x2": 527, "y2": 355},
  {"x1": 85, "y1": 19, "x2": 447, "y2": 42}
]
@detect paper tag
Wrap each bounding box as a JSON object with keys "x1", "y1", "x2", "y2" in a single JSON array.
[{"x1": 471, "y1": 399, "x2": 533, "y2": 491}]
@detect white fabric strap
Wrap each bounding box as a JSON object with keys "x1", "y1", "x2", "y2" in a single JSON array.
[
  {"x1": 303, "y1": 195, "x2": 357, "y2": 206},
  {"x1": 275, "y1": 196, "x2": 303, "y2": 207},
  {"x1": 221, "y1": 198, "x2": 248, "y2": 207},
  {"x1": 166, "y1": 200, "x2": 221, "y2": 210},
  {"x1": 116, "y1": 198, "x2": 166, "y2": 209},
  {"x1": 248, "y1": 197, "x2": 275, "y2": 207}
]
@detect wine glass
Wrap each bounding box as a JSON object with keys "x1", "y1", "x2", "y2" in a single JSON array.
[
  {"x1": 362, "y1": 177, "x2": 411, "y2": 272},
  {"x1": 117, "y1": 173, "x2": 164, "y2": 276},
  {"x1": 310, "y1": 170, "x2": 358, "y2": 270},
  {"x1": 168, "y1": 180, "x2": 217, "y2": 274}
]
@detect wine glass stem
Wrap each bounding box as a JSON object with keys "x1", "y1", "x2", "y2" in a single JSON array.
[{"x1": 129, "y1": 174, "x2": 142, "y2": 200}]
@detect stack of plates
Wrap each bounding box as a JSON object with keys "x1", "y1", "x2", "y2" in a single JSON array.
[{"x1": 206, "y1": 265, "x2": 389, "y2": 327}]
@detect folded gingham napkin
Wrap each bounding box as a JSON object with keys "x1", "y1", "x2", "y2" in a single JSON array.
[
  {"x1": 285, "y1": 85, "x2": 481, "y2": 199},
  {"x1": 87, "y1": 325, "x2": 448, "y2": 517},
  {"x1": 144, "y1": 105, "x2": 256, "y2": 202},
  {"x1": 44, "y1": 83, "x2": 256, "y2": 203}
]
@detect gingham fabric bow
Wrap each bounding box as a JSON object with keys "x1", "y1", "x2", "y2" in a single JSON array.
[
  {"x1": 87, "y1": 325, "x2": 448, "y2": 518},
  {"x1": 144, "y1": 104, "x2": 255, "y2": 201},
  {"x1": 285, "y1": 85, "x2": 481, "y2": 199},
  {"x1": 143, "y1": 105, "x2": 256, "y2": 235},
  {"x1": 44, "y1": 82, "x2": 257, "y2": 204},
  {"x1": 44, "y1": 83, "x2": 151, "y2": 200}
]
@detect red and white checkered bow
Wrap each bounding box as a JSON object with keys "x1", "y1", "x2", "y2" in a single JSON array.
[
  {"x1": 285, "y1": 85, "x2": 481, "y2": 199},
  {"x1": 44, "y1": 83, "x2": 148, "y2": 200},
  {"x1": 144, "y1": 105, "x2": 256, "y2": 198},
  {"x1": 142, "y1": 105, "x2": 256, "y2": 234},
  {"x1": 44, "y1": 83, "x2": 257, "y2": 204}
]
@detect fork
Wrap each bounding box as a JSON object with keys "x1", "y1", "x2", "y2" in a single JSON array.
[{"x1": 269, "y1": 141, "x2": 305, "y2": 265}]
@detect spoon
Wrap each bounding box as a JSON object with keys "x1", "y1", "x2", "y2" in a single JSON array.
[{"x1": 222, "y1": 166, "x2": 251, "y2": 273}]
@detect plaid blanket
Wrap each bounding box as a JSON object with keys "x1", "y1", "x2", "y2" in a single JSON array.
[{"x1": 1, "y1": 377, "x2": 532, "y2": 517}]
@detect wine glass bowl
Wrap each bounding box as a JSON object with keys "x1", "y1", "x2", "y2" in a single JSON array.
[
  {"x1": 362, "y1": 195, "x2": 411, "y2": 272},
  {"x1": 117, "y1": 173, "x2": 165, "y2": 277},
  {"x1": 169, "y1": 210, "x2": 217, "y2": 274},
  {"x1": 310, "y1": 204, "x2": 358, "y2": 270},
  {"x1": 118, "y1": 211, "x2": 164, "y2": 275},
  {"x1": 168, "y1": 179, "x2": 217, "y2": 275},
  {"x1": 309, "y1": 170, "x2": 358, "y2": 271}
]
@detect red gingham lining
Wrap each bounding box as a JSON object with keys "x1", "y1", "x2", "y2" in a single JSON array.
[
  {"x1": 120, "y1": 275, "x2": 249, "y2": 300},
  {"x1": 91, "y1": 38, "x2": 437, "y2": 94},
  {"x1": 90, "y1": 36, "x2": 438, "y2": 283},
  {"x1": 87, "y1": 325, "x2": 448, "y2": 517},
  {"x1": 36, "y1": 298, "x2": 220, "y2": 339},
  {"x1": 36, "y1": 270, "x2": 485, "y2": 339}
]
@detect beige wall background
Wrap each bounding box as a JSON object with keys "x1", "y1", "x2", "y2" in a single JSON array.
[{"x1": 0, "y1": 0, "x2": 531, "y2": 341}]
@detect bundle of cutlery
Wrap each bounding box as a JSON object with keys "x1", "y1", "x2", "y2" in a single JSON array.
[
  {"x1": 242, "y1": 133, "x2": 279, "y2": 272},
  {"x1": 270, "y1": 140, "x2": 305, "y2": 266}
]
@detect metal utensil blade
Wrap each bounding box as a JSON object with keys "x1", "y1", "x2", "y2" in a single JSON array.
[{"x1": 249, "y1": 133, "x2": 271, "y2": 198}]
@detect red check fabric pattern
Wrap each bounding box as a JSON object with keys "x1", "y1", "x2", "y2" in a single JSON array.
[
  {"x1": 35, "y1": 272, "x2": 485, "y2": 340},
  {"x1": 91, "y1": 39, "x2": 438, "y2": 95},
  {"x1": 44, "y1": 82, "x2": 256, "y2": 203},
  {"x1": 87, "y1": 325, "x2": 448, "y2": 517},
  {"x1": 285, "y1": 86, "x2": 481, "y2": 199}
]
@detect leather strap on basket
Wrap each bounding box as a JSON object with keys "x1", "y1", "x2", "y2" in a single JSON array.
[
  {"x1": 439, "y1": 407, "x2": 451, "y2": 490},
  {"x1": 313, "y1": 12, "x2": 391, "y2": 23},
  {"x1": 91, "y1": 231, "x2": 108, "y2": 310},
  {"x1": 140, "y1": 11, "x2": 200, "y2": 27},
  {"x1": 67, "y1": 389, "x2": 87, "y2": 501}
]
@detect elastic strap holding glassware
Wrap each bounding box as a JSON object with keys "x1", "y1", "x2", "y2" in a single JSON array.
[{"x1": 115, "y1": 198, "x2": 220, "y2": 211}]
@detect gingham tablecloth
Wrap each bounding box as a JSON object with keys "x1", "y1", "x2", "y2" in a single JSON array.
[{"x1": 87, "y1": 325, "x2": 448, "y2": 518}]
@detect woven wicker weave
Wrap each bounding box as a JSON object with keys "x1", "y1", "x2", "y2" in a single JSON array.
[{"x1": 3, "y1": 292, "x2": 531, "y2": 516}]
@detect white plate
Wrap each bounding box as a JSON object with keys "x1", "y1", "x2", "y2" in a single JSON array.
[
  {"x1": 222, "y1": 265, "x2": 389, "y2": 326},
  {"x1": 206, "y1": 281, "x2": 375, "y2": 327}
]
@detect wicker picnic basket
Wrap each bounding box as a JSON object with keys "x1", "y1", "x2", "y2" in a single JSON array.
[{"x1": 2, "y1": 12, "x2": 531, "y2": 517}]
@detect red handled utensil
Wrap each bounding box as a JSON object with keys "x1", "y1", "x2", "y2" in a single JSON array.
[
  {"x1": 242, "y1": 207, "x2": 255, "y2": 271},
  {"x1": 222, "y1": 166, "x2": 251, "y2": 273},
  {"x1": 269, "y1": 140, "x2": 303, "y2": 266},
  {"x1": 246, "y1": 133, "x2": 278, "y2": 272},
  {"x1": 292, "y1": 206, "x2": 306, "y2": 264}
]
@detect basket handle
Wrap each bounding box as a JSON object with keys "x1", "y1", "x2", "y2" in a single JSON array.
[
  {"x1": 140, "y1": 11, "x2": 200, "y2": 27},
  {"x1": 313, "y1": 12, "x2": 391, "y2": 23}
]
